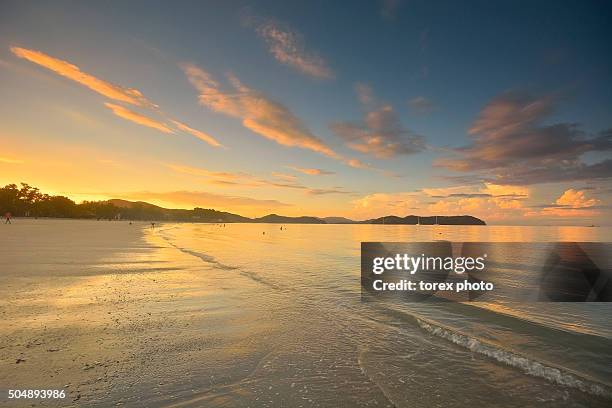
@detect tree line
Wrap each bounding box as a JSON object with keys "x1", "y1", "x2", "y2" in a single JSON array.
[
  {"x1": 0, "y1": 183, "x2": 243, "y2": 221},
  {"x1": 1, "y1": 183, "x2": 125, "y2": 219}
]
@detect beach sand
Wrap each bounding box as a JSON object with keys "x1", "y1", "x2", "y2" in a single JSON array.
[{"x1": 0, "y1": 219, "x2": 278, "y2": 407}]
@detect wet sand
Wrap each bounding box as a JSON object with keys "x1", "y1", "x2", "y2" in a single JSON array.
[{"x1": 0, "y1": 219, "x2": 278, "y2": 407}]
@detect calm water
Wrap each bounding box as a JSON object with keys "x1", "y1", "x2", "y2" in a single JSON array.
[{"x1": 150, "y1": 223, "x2": 612, "y2": 407}]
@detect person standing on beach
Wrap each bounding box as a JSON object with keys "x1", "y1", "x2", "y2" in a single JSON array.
[{"x1": 4, "y1": 212, "x2": 11, "y2": 224}]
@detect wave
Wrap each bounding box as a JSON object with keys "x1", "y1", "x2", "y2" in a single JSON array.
[
  {"x1": 156, "y1": 231, "x2": 285, "y2": 291},
  {"x1": 415, "y1": 316, "x2": 612, "y2": 399}
]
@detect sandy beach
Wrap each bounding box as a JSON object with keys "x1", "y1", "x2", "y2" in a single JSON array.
[{"x1": 0, "y1": 219, "x2": 279, "y2": 406}]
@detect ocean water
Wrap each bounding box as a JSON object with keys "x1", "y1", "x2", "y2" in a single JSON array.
[
  {"x1": 150, "y1": 223, "x2": 612, "y2": 407},
  {"x1": 1, "y1": 220, "x2": 611, "y2": 407}
]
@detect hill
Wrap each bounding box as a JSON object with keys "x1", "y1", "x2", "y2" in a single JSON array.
[
  {"x1": 363, "y1": 215, "x2": 486, "y2": 225},
  {"x1": 254, "y1": 214, "x2": 326, "y2": 224},
  {"x1": 323, "y1": 216, "x2": 355, "y2": 224}
]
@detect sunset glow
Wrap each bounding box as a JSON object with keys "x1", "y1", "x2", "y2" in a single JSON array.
[{"x1": 1, "y1": 1, "x2": 610, "y2": 224}]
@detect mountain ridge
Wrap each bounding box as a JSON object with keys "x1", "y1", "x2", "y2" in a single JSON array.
[{"x1": 103, "y1": 199, "x2": 486, "y2": 225}]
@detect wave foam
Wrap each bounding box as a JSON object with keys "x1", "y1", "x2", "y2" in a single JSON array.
[{"x1": 417, "y1": 318, "x2": 611, "y2": 399}]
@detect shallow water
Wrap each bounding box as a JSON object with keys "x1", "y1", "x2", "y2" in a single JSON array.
[{"x1": 1, "y1": 220, "x2": 611, "y2": 407}]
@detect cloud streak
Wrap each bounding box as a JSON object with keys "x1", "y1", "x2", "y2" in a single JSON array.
[
  {"x1": 121, "y1": 190, "x2": 291, "y2": 213},
  {"x1": 167, "y1": 163, "x2": 352, "y2": 196},
  {"x1": 104, "y1": 103, "x2": 173, "y2": 134},
  {"x1": 11, "y1": 46, "x2": 222, "y2": 147},
  {"x1": 170, "y1": 120, "x2": 223, "y2": 147},
  {"x1": 182, "y1": 63, "x2": 358, "y2": 163},
  {"x1": 0, "y1": 156, "x2": 24, "y2": 164},
  {"x1": 408, "y1": 96, "x2": 435, "y2": 114},
  {"x1": 287, "y1": 166, "x2": 335, "y2": 176},
  {"x1": 11, "y1": 46, "x2": 154, "y2": 107}
]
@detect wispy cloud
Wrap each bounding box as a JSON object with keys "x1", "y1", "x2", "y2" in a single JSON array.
[
  {"x1": 182, "y1": 63, "x2": 351, "y2": 161},
  {"x1": 287, "y1": 166, "x2": 335, "y2": 176},
  {"x1": 254, "y1": 19, "x2": 333, "y2": 79},
  {"x1": 421, "y1": 184, "x2": 529, "y2": 210},
  {"x1": 271, "y1": 172, "x2": 297, "y2": 182},
  {"x1": 352, "y1": 192, "x2": 421, "y2": 219},
  {"x1": 331, "y1": 85, "x2": 425, "y2": 159},
  {"x1": 121, "y1": 190, "x2": 291, "y2": 214},
  {"x1": 11, "y1": 46, "x2": 221, "y2": 147},
  {"x1": 104, "y1": 103, "x2": 173, "y2": 134},
  {"x1": 435, "y1": 91, "x2": 612, "y2": 184},
  {"x1": 167, "y1": 163, "x2": 299, "y2": 189},
  {"x1": 307, "y1": 187, "x2": 353, "y2": 195},
  {"x1": 408, "y1": 96, "x2": 435, "y2": 115},
  {"x1": 11, "y1": 46, "x2": 154, "y2": 107},
  {"x1": 0, "y1": 156, "x2": 24, "y2": 164},
  {"x1": 167, "y1": 163, "x2": 353, "y2": 196},
  {"x1": 165, "y1": 163, "x2": 262, "y2": 186},
  {"x1": 170, "y1": 120, "x2": 223, "y2": 147},
  {"x1": 355, "y1": 83, "x2": 374, "y2": 105}
]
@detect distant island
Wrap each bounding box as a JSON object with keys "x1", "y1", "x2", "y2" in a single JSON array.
[{"x1": 0, "y1": 183, "x2": 486, "y2": 225}]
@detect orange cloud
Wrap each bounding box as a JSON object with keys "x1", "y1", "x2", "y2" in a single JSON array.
[
  {"x1": 555, "y1": 189, "x2": 600, "y2": 208},
  {"x1": 307, "y1": 187, "x2": 353, "y2": 196},
  {"x1": 11, "y1": 46, "x2": 221, "y2": 147},
  {"x1": 352, "y1": 183, "x2": 531, "y2": 221},
  {"x1": 352, "y1": 192, "x2": 421, "y2": 219},
  {"x1": 104, "y1": 103, "x2": 173, "y2": 134},
  {"x1": 166, "y1": 163, "x2": 354, "y2": 196},
  {"x1": 120, "y1": 190, "x2": 291, "y2": 216},
  {"x1": 182, "y1": 64, "x2": 371, "y2": 167},
  {"x1": 271, "y1": 172, "x2": 297, "y2": 181},
  {"x1": 166, "y1": 163, "x2": 303, "y2": 190},
  {"x1": 287, "y1": 166, "x2": 335, "y2": 176},
  {"x1": 0, "y1": 156, "x2": 24, "y2": 164},
  {"x1": 344, "y1": 158, "x2": 370, "y2": 169},
  {"x1": 165, "y1": 163, "x2": 256, "y2": 184},
  {"x1": 482, "y1": 183, "x2": 529, "y2": 210},
  {"x1": 526, "y1": 189, "x2": 602, "y2": 218},
  {"x1": 11, "y1": 46, "x2": 153, "y2": 107},
  {"x1": 170, "y1": 120, "x2": 222, "y2": 147},
  {"x1": 182, "y1": 63, "x2": 339, "y2": 157}
]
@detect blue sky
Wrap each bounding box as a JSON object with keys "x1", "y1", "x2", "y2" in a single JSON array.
[{"x1": 0, "y1": 0, "x2": 610, "y2": 224}]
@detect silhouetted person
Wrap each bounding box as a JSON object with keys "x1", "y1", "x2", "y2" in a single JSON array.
[{"x1": 4, "y1": 212, "x2": 11, "y2": 224}]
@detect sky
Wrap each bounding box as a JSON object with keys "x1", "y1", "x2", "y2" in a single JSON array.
[{"x1": 0, "y1": 0, "x2": 610, "y2": 224}]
